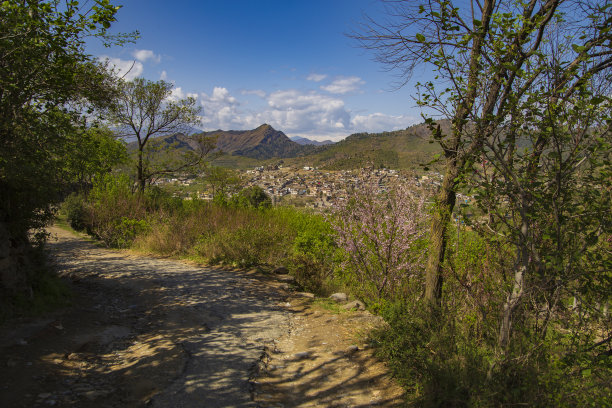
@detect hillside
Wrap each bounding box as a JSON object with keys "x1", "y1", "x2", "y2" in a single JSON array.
[
  {"x1": 126, "y1": 121, "x2": 448, "y2": 171},
  {"x1": 285, "y1": 121, "x2": 448, "y2": 171}
]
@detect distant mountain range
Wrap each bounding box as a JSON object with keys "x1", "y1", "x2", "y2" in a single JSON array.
[
  {"x1": 289, "y1": 136, "x2": 334, "y2": 146},
  {"x1": 130, "y1": 122, "x2": 448, "y2": 170}
]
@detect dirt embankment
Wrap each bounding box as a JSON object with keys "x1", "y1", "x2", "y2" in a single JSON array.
[{"x1": 0, "y1": 226, "x2": 403, "y2": 407}]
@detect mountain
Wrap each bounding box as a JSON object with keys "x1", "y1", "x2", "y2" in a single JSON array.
[
  {"x1": 199, "y1": 124, "x2": 318, "y2": 160},
  {"x1": 126, "y1": 122, "x2": 447, "y2": 171},
  {"x1": 290, "y1": 136, "x2": 335, "y2": 146},
  {"x1": 283, "y1": 121, "x2": 449, "y2": 171}
]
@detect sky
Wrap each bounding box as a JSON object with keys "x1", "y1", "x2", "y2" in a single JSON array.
[{"x1": 87, "y1": 0, "x2": 428, "y2": 141}]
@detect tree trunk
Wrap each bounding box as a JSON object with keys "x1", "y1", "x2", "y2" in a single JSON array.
[
  {"x1": 499, "y1": 213, "x2": 529, "y2": 349},
  {"x1": 424, "y1": 160, "x2": 458, "y2": 307},
  {"x1": 137, "y1": 147, "x2": 145, "y2": 193}
]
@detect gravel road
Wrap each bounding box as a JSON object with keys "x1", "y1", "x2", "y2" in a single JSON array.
[
  {"x1": 0, "y1": 226, "x2": 404, "y2": 408},
  {"x1": 1, "y1": 226, "x2": 291, "y2": 407}
]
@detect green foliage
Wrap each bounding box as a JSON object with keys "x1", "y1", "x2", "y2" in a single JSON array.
[
  {"x1": 107, "y1": 78, "x2": 209, "y2": 192},
  {"x1": 0, "y1": 0, "x2": 134, "y2": 295},
  {"x1": 194, "y1": 214, "x2": 289, "y2": 267},
  {"x1": 372, "y1": 303, "x2": 490, "y2": 407},
  {"x1": 286, "y1": 209, "x2": 341, "y2": 294},
  {"x1": 63, "y1": 126, "x2": 128, "y2": 190},
  {"x1": 83, "y1": 174, "x2": 147, "y2": 247},
  {"x1": 60, "y1": 192, "x2": 87, "y2": 231},
  {"x1": 0, "y1": 0, "x2": 126, "y2": 241},
  {"x1": 371, "y1": 227, "x2": 612, "y2": 407},
  {"x1": 229, "y1": 186, "x2": 272, "y2": 209}
]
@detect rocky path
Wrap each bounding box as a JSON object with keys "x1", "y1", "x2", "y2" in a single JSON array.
[{"x1": 0, "y1": 226, "x2": 403, "y2": 407}]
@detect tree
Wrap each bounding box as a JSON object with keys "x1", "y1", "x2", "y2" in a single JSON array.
[
  {"x1": 108, "y1": 78, "x2": 214, "y2": 192},
  {"x1": 63, "y1": 126, "x2": 128, "y2": 192},
  {"x1": 231, "y1": 186, "x2": 272, "y2": 209},
  {"x1": 355, "y1": 0, "x2": 611, "y2": 312},
  {"x1": 0, "y1": 0, "x2": 131, "y2": 292},
  {"x1": 332, "y1": 183, "x2": 427, "y2": 302},
  {"x1": 465, "y1": 28, "x2": 612, "y2": 349},
  {"x1": 204, "y1": 166, "x2": 243, "y2": 197}
]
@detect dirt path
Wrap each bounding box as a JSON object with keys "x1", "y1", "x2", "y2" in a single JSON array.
[{"x1": 0, "y1": 226, "x2": 403, "y2": 407}]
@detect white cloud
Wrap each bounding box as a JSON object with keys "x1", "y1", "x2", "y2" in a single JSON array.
[
  {"x1": 351, "y1": 113, "x2": 417, "y2": 133},
  {"x1": 241, "y1": 89, "x2": 267, "y2": 98},
  {"x1": 99, "y1": 56, "x2": 143, "y2": 81},
  {"x1": 168, "y1": 87, "x2": 185, "y2": 101},
  {"x1": 160, "y1": 70, "x2": 168, "y2": 80},
  {"x1": 132, "y1": 49, "x2": 161, "y2": 64},
  {"x1": 321, "y1": 76, "x2": 364, "y2": 94},
  {"x1": 264, "y1": 89, "x2": 350, "y2": 133},
  {"x1": 166, "y1": 87, "x2": 198, "y2": 103},
  {"x1": 306, "y1": 73, "x2": 327, "y2": 82},
  {"x1": 199, "y1": 87, "x2": 245, "y2": 130},
  {"x1": 193, "y1": 86, "x2": 416, "y2": 141}
]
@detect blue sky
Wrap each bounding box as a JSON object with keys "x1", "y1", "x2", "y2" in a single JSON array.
[{"x1": 88, "y1": 0, "x2": 426, "y2": 141}]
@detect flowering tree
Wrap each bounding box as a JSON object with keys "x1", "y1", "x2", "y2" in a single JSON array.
[{"x1": 332, "y1": 183, "x2": 428, "y2": 301}]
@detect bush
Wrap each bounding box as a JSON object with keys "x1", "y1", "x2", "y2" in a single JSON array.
[
  {"x1": 60, "y1": 192, "x2": 87, "y2": 231},
  {"x1": 229, "y1": 185, "x2": 272, "y2": 209},
  {"x1": 81, "y1": 174, "x2": 148, "y2": 246},
  {"x1": 285, "y1": 209, "x2": 340, "y2": 294}
]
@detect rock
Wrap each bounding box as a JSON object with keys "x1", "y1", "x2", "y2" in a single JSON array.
[
  {"x1": 272, "y1": 266, "x2": 288, "y2": 274},
  {"x1": 294, "y1": 351, "x2": 311, "y2": 359},
  {"x1": 276, "y1": 274, "x2": 295, "y2": 283},
  {"x1": 296, "y1": 292, "x2": 315, "y2": 299},
  {"x1": 341, "y1": 300, "x2": 366, "y2": 311},
  {"x1": 346, "y1": 345, "x2": 359, "y2": 354},
  {"x1": 329, "y1": 292, "x2": 348, "y2": 303}
]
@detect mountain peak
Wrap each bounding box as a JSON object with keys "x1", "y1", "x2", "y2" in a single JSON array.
[{"x1": 198, "y1": 125, "x2": 315, "y2": 159}]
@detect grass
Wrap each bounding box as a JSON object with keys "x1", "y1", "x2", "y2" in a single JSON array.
[{"x1": 312, "y1": 298, "x2": 349, "y2": 314}]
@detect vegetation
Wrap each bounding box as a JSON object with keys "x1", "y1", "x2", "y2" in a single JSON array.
[
  {"x1": 4, "y1": 0, "x2": 609, "y2": 405},
  {"x1": 353, "y1": 0, "x2": 611, "y2": 405},
  {"x1": 107, "y1": 78, "x2": 215, "y2": 192},
  {"x1": 286, "y1": 124, "x2": 443, "y2": 171},
  {"x1": 0, "y1": 0, "x2": 131, "y2": 303}
]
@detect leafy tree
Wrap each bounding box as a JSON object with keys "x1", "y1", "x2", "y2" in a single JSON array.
[
  {"x1": 0, "y1": 0, "x2": 132, "y2": 292},
  {"x1": 231, "y1": 186, "x2": 272, "y2": 209},
  {"x1": 107, "y1": 78, "x2": 215, "y2": 192},
  {"x1": 466, "y1": 44, "x2": 611, "y2": 349},
  {"x1": 204, "y1": 166, "x2": 243, "y2": 197},
  {"x1": 63, "y1": 126, "x2": 128, "y2": 191},
  {"x1": 355, "y1": 0, "x2": 612, "y2": 313}
]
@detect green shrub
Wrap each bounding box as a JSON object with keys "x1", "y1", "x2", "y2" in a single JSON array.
[
  {"x1": 112, "y1": 217, "x2": 150, "y2": 248},
  {"x1": 285, "y1": 209, "x2": 340, "y2": 294},
  {"x1": 60, "y1": 192, "x2": 87, "y2": 231},
  {"x1": 229, "y1": 185, "x2": 272, "y2": 209},
  {"x1": 82, "y1": 174, "x2": 148, "y2": 247}
]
